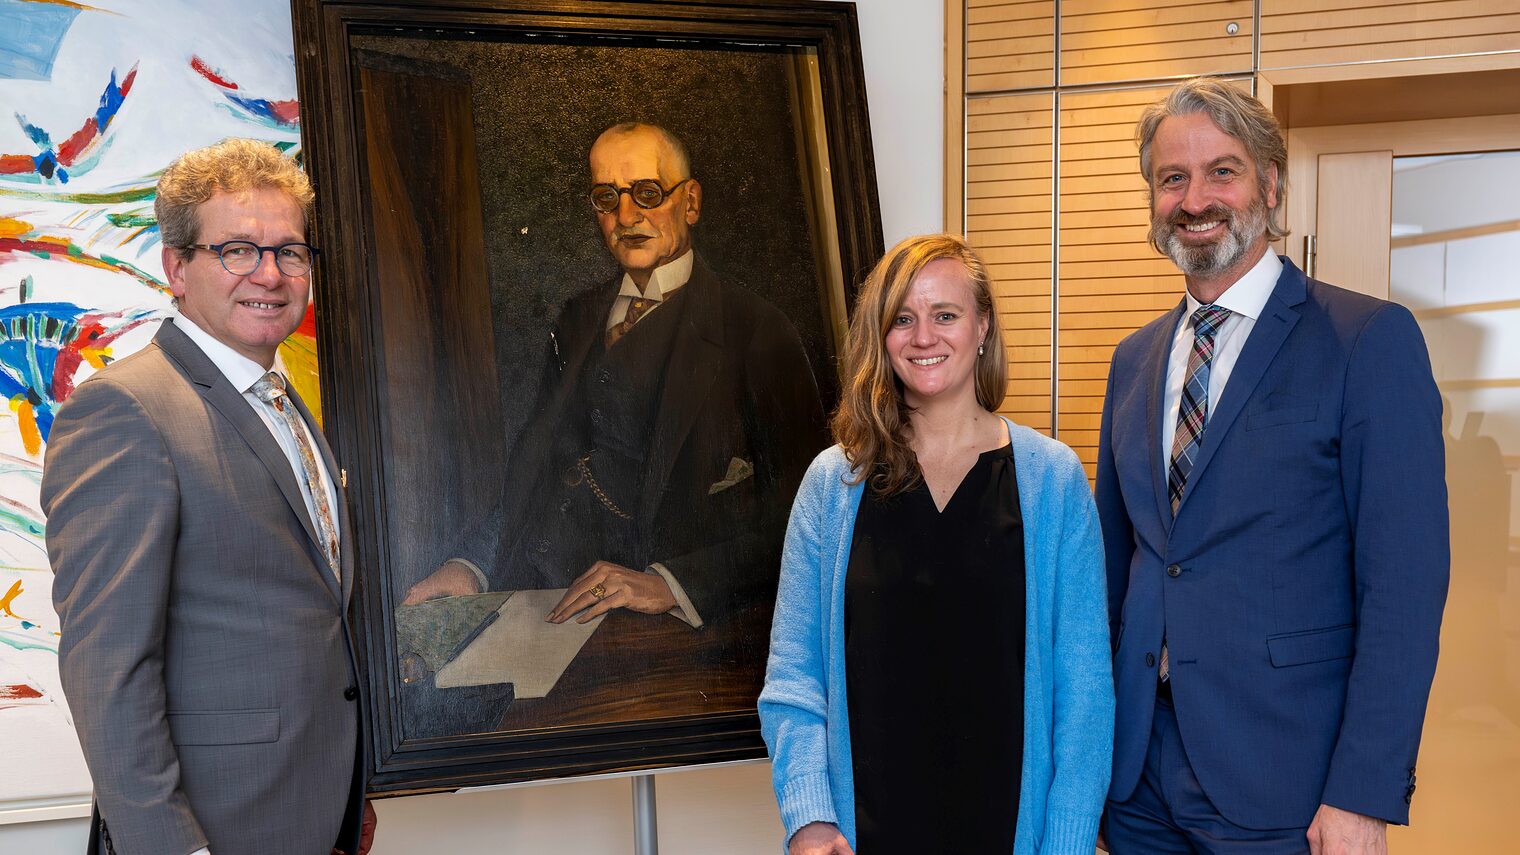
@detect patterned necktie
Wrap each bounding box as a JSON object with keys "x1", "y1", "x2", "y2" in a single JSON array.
[
  {"x1": 606, "y1": 296, "x2": 655, "y2": 348},
  {"x1": 1167, "y1": 304, "x2": 1233, "y2": 515},
  {"x1": 1160, "y1": 304, "x2": 1230, "y2": 684},
  {"x1": 251, "y1": 372, "x2": 340, "y2": 579}
]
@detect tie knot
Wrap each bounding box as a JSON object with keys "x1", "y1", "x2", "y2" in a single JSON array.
[
  {"x1": 1190, "y1": 304, "x2": 1232, "y2": 337},
  {"x1": 251, "y1": 371, "x2": 287, "y2": 403}
]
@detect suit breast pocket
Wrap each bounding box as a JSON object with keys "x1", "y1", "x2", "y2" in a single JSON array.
[
  {"x1": 167, "y1": 708, "x2": 281, "y2": 745},
  {"x1": 1246, "y1": 403, "x2": 1319, "y2": 430}
]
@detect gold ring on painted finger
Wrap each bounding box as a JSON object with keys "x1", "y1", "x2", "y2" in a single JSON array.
[{"x1": 590, "y1": 583, "x2": 607, "y2": 600}]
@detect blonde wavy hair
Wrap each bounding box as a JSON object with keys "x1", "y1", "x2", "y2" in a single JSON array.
[
  {"x1": 832, "y1": 234, "x2": 1007, "y2": 496},
  {"x1": 156, "y1": 138, "x2": 314, "y2": 262}
]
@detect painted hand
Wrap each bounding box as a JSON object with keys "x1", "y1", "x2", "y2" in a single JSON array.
[
  {"x1": 1307, "y1": 804, "x2": 1388, "y2": 855},
  {"x1": 400, "y1": 560, "x2": 482, "y2": 605},
  {"x1": 789, "y1": 822, "x2": 854, "y2": 855},
  {"x1": 546, "y1": 560, "x2": 678, "y2": 623}
]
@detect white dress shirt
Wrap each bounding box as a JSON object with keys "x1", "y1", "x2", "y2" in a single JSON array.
[
  {"x1": 1160, "y1": 248, "x2": 1282, "y2": 476},
  {"x1": 603, "y1": 247, "x2": 694, "y2": 330},
  {"x1": 174, "y1": 316, "x2": 340, "y2": 555}
]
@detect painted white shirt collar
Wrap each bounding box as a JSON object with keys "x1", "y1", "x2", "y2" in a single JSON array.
[{"x1": 605, "y1": 248, "x2": 695, "y2": 331}]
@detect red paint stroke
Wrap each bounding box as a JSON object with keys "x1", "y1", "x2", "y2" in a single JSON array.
[
  {"x1": 190, "y1": 55, "x2": 299, "y2": 128},
  {"x1": 56, "y1": 65, "x2": 137, "y2": 166},
  {"x1": 0, "y1": 684, "x2": 43, "y2": 701},
  {"x1": 0, "y1": 155, "x2": 34, "y2": 176},
  {"x1": 190, "y1": 55, "x2": 237, "y2": 90}
]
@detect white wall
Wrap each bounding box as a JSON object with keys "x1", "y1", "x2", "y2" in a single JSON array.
[{"x1": 0, "y1": 0, "x2": 942, "y2": 851}]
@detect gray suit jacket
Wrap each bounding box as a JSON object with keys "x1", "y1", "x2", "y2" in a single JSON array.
[{"x1": 44, "y1": 320, "x2": 364, "y2": 855}]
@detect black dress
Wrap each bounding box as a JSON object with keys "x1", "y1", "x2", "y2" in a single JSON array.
[{"x1": 845, "y1": 444, "x2": 1026, "y2": 854}]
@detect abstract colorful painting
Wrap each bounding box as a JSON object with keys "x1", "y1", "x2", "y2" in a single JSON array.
[{"x1": 0, "y1": 0, "x2": 309, "y2": 813}]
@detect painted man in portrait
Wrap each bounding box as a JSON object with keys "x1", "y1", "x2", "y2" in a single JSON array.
[{"x1": 404, "y1": 122, "x2": 828, "y2": 633}]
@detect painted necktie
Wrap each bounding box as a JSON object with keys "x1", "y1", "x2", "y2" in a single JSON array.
[
  {"x1": 252, "y1": 372, "x2": 340, "y2": 579},
  {"x1": 1161, "y1": 303, "x2": 1231, "y2": 682},
  {"x1": 606, "y1": 296, "x2": 654, "y2": 348}
]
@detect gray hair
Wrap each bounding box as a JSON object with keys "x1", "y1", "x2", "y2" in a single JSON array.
[{"x1": 1135, "y1": 78, "x2": 1289, "y2": 241}]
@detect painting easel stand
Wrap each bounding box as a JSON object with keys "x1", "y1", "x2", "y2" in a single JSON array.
[{"x1": 632, "y1": 774, "x2": 658, "y2": 855}]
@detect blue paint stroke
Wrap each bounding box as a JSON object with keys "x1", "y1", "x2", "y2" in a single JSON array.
[
  {"x1": 0, "y1": 298, "x2": 156, "y2": 445},
  {"x1": 0, "y1": 1, "x2": 80, "y2": 82},
  {"x1": 1, "y1": 630, "x2": 56, "y2": 653}
]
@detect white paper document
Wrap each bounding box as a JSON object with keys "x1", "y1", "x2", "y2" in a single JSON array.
[{"x1": 434, "y1": 588, "x2": 606, "y2": 697}]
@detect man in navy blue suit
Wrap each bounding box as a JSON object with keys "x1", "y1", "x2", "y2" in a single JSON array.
[{"x1": 1097, "y1": 78, "x2": 1448, "y2": 854}]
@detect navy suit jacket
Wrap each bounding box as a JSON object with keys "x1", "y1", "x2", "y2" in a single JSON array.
[{"x1": 1096, "y1": 258, "x2": 1448, "y2": 828}]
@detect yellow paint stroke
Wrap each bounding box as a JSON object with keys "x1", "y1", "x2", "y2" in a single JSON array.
[
  {"x1": 0, "y1": 217, "x2": 31, "y2": 238},
  {"x1": 9, "y1": 398, "x2": 41, "y2": 457},
  {"x1": 0, "y1": 579, "x2": 24, "y2": 620},
  {"x1": 17, "y1": 0, "x2": 114, "y2": 14}
]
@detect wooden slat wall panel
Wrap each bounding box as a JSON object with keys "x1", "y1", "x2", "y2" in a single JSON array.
[
  {"x1": 1057, "y1": 86, "x2": 1184, "y2": 473},
  {"x1": 1060, "y1": 0, "x2": 1252, "y2": 86},
  {"x1": 967, "y1": 1, "x2": 1056, "y2": 93},
  {"x1": 967, "y1": 92, "x2": 1054, "y2": 434},
  {"x1": 1262, "y1": 0, "x2": 1520, "y2": 69}
]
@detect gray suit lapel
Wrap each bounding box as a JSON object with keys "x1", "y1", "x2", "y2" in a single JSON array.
[
  {"x1": 285, "y1": 385, "x2": 348, "y2": 605},
  {"x1": 155, "y1": 321, "x2": 339, "y2": 605}
]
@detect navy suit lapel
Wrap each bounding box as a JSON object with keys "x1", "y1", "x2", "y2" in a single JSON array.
[
  {"x1": 285, "y1": 385, "x2": 347, "y2": 605},
  {"x1": 639, "y1": 257, "x2": 723, "y2": 527},
  {"x1": 155, "y1": 321, "x2": 340, "y2": 605},
  {"x1": 1147, "y1": 302, "x2": 1185, "y2": 532},
  {"x1": 1173, "y1": 258, "x2": 1306, "y2": 518}
]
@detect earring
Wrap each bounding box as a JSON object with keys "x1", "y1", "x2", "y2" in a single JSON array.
[{"x1": 978, "y1": 342, "x2": 985, "y2": 357}]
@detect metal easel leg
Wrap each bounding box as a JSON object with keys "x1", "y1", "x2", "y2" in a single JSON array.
[{"x1": 632, "y1": 773, "x2": 658, "y2": 855}]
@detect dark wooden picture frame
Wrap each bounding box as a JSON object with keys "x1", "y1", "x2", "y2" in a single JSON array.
[{"x1": 292, "y1": 0, "x2": 881, "y2": 793}]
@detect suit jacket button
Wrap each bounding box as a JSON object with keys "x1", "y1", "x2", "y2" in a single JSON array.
[
  {"x1": 1166, "y1": 564, "x2": 1182, "y2": 577},
  {"x1": 344, "y1": 686, "x2": 359, "y2": 701},
  {"x1": 1145, "y1": 653, "x2": 1156, "y2": 667}
]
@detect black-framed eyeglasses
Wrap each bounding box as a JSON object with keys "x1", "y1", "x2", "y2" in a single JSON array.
[
  {"x1": 589, "y1": 177, "x2": 690, "y2": 214},
  {"x1": 187, "y1": 241, "x2": 319, "y2": 277}
]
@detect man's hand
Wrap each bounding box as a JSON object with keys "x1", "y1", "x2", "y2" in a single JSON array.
[
  {"x1": 1307, "y1": 804, "x2": 1387, "y2": 855},
  {"x1": 401, "y1": 561, "x2": 482, "y2": 605},
  {"x1": 359, "y1": 800, "x2": 378, "y2": 855},
  {"x1": 789, "y1": 822, "x2": 853, "y2": 855},
  {"x1": 546, "y1": 560, "x2": 677, "y2": 623},
  {"x1": 331, "y1": 799, "x2": 379, "y2": 855}
]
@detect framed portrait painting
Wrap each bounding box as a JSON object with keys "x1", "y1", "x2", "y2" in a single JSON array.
[{"x1": 292, "y1": 0, "x2": 882, "y2": 793}]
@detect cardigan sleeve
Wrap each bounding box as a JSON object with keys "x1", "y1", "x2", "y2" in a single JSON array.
[
  {"x1": 1040, "y1": 447, "x2": 1115, "y2": 854},
  {"x1": 758, "y1": 453, "x2": 843, "y2": 843}
]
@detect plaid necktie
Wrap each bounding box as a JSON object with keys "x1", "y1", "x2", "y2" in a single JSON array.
[
  {"x1": 1167, "y1": 304, "x2": 1233, "y2": 515},
  {"x1": 606, "y1": 296, "x2": 655, "y2": 348},
  {"x1": 252, "y1": 372, "x2": 340, "y2": 579},
  {"x1": 1161, "y1": 304, "x2": 1230, "y2": 683}
]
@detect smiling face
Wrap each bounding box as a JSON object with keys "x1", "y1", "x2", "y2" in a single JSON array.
[
  {"x1": 885, "y1": 258, "x2": 990, "y2": 409},
  {"x1": 589, "y1": 126, "x2": 701, "y2": 289},
  {"x1": 1147, "y1": 112, "x2": 1278, "y2": 296},
  {"x1": 163, "y1": 187, "x2": 310, "y2": 368}
]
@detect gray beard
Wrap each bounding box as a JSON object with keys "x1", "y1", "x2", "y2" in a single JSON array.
[{"x1": 1154, "y1": 198, "x2": 1268, "y2": 279}]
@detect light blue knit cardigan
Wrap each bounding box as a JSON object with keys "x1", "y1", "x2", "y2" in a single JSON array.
[{"x1": 758, "y1": 418, "x2": 1113, "y2": 854}]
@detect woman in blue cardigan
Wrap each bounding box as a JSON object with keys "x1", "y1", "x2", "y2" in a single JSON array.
[{"x1": 759, "y1": 234, "x2": 1112, "y2": 855}]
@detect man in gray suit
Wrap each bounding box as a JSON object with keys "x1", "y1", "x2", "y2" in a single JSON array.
[{"x1": 44, "y1": 139, "x2": 373, "y2": 855}]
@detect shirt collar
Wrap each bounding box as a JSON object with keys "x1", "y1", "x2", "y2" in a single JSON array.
[
  {"x1": 173, "y1": 315, "x2": 288, "y2": 395},
  {"x1": 1183, "y1": 246, "x2": 1282, "y2": 322},
  {"x1": 616, "y1": 248, "x2": 695, "y2": 301}
]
